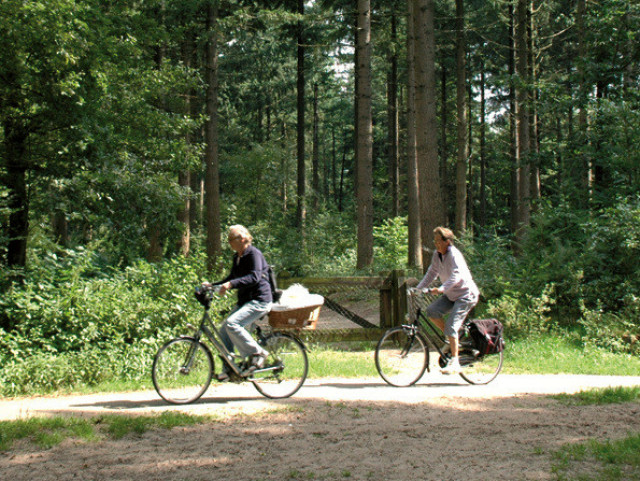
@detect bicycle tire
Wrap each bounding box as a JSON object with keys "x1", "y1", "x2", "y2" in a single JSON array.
[
  {"x1": 251, "y1": 333, "x2": 308, "y2": 399},
  {"x1": 457, "y1": 330, "x2": 503, "y2": 385},
  {"x1": 152, "y1": 337, "x2": 214, "y2": 404},
  {"x1": 375, "y1": 326, "x2": 429, "y2": 387}
]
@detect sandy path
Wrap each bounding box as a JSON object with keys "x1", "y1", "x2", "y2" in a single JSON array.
[{"x1": 1, "y1": 375, "x2": 640, "y2": 481}]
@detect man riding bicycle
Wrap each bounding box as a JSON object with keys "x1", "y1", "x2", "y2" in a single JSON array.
[
  {"x1": 416, "y1": 227, "x2": 479, "y2": 375},
  {"x1": 204, "y1": 225, "x2": 273, "y2": 380}
]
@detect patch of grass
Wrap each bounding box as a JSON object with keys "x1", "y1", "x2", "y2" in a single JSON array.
[
  {"x1": 552, "y1": 432, "x2": 640, "y2": 480},
  {"x1": 504, "y1": 334, "x2": 640, "y2": 376},
  {"x1": 0, "y1": 417, "x2": 98, "y2": 451},
  {"x1": 0, "y1": 411, "x2": 206, "y2": 451},
  {"x1": 101, "y1": 411, "x2": 205, "y2": 439},
  {"x1": 307, "y1": 348, "x2": 378, "y2": 378},
  {"x1": 552, "y1": 386, "x2": 640, "y2": 406}
]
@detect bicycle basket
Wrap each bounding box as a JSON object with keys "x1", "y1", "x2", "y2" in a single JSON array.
[{"x1": 406, "y1": 288, "x2": 437, "y2": 321}]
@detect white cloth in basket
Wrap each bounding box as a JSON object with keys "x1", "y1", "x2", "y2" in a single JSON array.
[{"x1": 271, "y1": 284, "x2": 324, "y2": 311}]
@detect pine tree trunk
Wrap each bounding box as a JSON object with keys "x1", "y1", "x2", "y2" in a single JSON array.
[
  {"x1": 440, "y1": 62, "x2": 448, "y2": 223},
  {"x1": 515, "y1": 0, "x2": 531, "y2": 245},
  {"x1": 177, "y1": 33, "x2": 194, "y2": 257},
  {"x1": 4, "y1": 122, "x2": 29, "y2": 269},
  {"x1": 387, "y1": 12, "x2": 400, "y2": 218},
  {"x1": 509, "y1": 3, "x2": 520, "y2": 238},
  {"x1": 479, "y1": 53, "x2": 487, "y2": 228},
  {"x1": 406, "y1": 0, "x2": 422, "y2": 268},
  {"x1": 356, "y1": 0, "x2": 374, "y2": 269},
  {"x1": 454, "y1": 0, "x2": 468, "y2": 234},
  {"x1": 528, "y1": 4, "x2": 540, "y2": 204},
  {"x1": 204, "y1": 1, "x2": 222, "y2": 272},
  {"x1": 312, "y1": 83, "x2": 320, "y2": 211},
  {"x1": 413, "y1": 0, "x2": 444, "y2": 269},
  {"x1": 576, "y1": 0, "x2": 591, "y2": 204},
  {"x1": 296, "y1": 0, "x2": 306, "y2": 229}
]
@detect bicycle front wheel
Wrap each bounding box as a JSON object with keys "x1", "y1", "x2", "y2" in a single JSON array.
[
  {"x1": 375, "y1": 327, "x2": 429, "y2": 387},
  {"x1": 458, "y1": 331, "x2": 503, "y2": 385},
  {"x1": 251, "y1": 333, "x2": 308, "y2": 399},
  {"x1": 152, "y1": 337, "x2": 214, "y2": 404}
]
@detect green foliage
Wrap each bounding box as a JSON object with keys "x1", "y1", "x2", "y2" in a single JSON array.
[
  {"x1": 0, "y1": 245, "x2": 229, "y2": 396},
  {"x1": 372, "y1": 217, "x2": 408, "y2": 270}
]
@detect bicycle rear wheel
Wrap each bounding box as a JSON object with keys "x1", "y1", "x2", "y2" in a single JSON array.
[
  {"x1": 375, "y1": 326, "x2": 429, "y2": 387},
  {"x1": 251, "y1": 333, "x2": 308, "y2": 399},
  {"x1": 152, "y1": 337, "x2": 214, "y2": 404},
  {"x1": 457, "y1": 331, "x2": 503, "y2": 385}
]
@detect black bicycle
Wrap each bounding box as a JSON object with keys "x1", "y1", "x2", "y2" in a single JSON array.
[
  {"x1": 152, "y1": 285, "x2": 309, "y2": 404},
  {"x1": 375, "y1": 288, "x2": 503, "y2": 387}
]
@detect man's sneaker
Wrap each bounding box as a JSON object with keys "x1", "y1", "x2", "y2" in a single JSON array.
[
  {"x1": 441, "y1": 356, "x2": 461, "y2": 375},
  {"x1": 215, "y1": 371, "x2": 230, "y2": 382},
  {"x1": 441, "y1": 342, "x2": 450, "y2": 355},
  {"x1": 242, "y1": 350, "x2": 269, "y2": 376}
]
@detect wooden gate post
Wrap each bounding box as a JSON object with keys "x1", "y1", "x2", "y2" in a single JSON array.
[
  {"x1": 388, "y1": 269, "x2": 406, "y2": 327},
  {"x1": 393, "y1": 270, "x2": 407, "y2": 327},
  {"x1": 380, "y1": 272, "x2": 392, "y2": 329}
]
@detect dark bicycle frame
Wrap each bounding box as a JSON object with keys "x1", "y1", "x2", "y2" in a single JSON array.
[
  {"x1": 183, "y1": 300, "x2": 302, "y2": 380},
  {"x1": 403, "y1": 296, "x2": 478, "y2": 371}
]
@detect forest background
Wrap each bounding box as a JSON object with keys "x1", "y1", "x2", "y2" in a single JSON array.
[{"x1": 1, "y1": 0, "x2": 639, "y2": 396}]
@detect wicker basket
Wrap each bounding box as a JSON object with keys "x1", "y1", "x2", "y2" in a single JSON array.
[{"x1": 268, "y1": 305, "x2": 321, "y2": 330}]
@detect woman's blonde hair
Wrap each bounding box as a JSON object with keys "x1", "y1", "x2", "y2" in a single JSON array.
[{"x1": 228, "y1": 225, "x2": 253, "y2": 243}]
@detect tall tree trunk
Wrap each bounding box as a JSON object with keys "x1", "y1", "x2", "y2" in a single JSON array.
[
  {"x1": 338, "y1": 129, "x2": 347, "y2": 213},
  {"x1": 312, "y1": 83, "x2": 320, "y2": 211},
  {"x1": 204, "y1": 1, "x2": 221, "y2": 272},
  {"x1": 528, "y1": 3, "x2": 540, "y2": 204},
  {"x1": 406, "y1": 0, "x2": 422, "y2": 268},
  {"x1": 509, "y1": 3, "x2": 519, "y2": 238},
  {"x1": 296, "y1": 0, "x2": 306, "y2": 229},
  {"x1": 454, "y1": 0, "x2": 468, "y2": 235},
  {"x1": 331, "y1": 127, "x2": 338, "y2": 203},
  {"x1": 177, "y1": 33, "x2": 194, "y2": 257},
  {"x1": 147, "y1": 2, "x2": 167, "y2": 263},
  {"x1": 280, "y1": 120, "x2": 288, "y2": 214},
  {"x1": 355, "y1": 0, "x2": 374, "y2": 268},
  {"x1": 53, "y1": 210, "x2": 69, "y2": 247},
  {"x1": 515, "y1": 0, "x2": 531, "y2": 245},
  {"x1": 387, "y1": 11, "x2": 400, "y2": 218},
  {"x1": 576, "y1": 0, "x2": 590, "y2": 204},
  {"x1": 479, "y1": 50, "x2": 487, "y2": 228},
  {"x1": 4, "y1": 120, "x2": 29, "y2": 269},
  {"x1": 440, "y1": 63, "x2": 448, "y2": 222},
  {"x1": 414, "y1": 0, "x2": 444, "y2": 269}
]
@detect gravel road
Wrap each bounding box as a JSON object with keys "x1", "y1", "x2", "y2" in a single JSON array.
[{"x1": 2, "y1": 373, "x2": 640, "y2": 421}]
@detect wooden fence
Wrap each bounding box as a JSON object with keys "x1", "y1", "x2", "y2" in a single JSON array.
[{"x1": 277, "y1": 270, "x2": 415, "y2": 343}]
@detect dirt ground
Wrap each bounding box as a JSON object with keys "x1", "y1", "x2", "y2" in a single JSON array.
[{"x1": 2, "y1": 374, "x2": 640, "y2": 481}]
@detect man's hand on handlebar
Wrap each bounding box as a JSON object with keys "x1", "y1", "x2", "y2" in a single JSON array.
[{"x1": 201, "y1": 281, "x2": 230, "y2": 296}]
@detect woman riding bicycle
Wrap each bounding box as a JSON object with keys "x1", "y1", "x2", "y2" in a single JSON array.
[
  {"x1": 204, "y1": 225, "x2": 272, "y2": 380},
  {"x1": 417, "y1": 226, "x2": 479, "y2": 375}
]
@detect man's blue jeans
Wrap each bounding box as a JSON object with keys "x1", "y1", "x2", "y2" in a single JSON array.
[{"x1": 220, "y1": 300, "x2": 272, "y2": 358}]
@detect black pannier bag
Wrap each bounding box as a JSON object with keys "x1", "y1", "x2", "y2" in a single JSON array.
[{"x1": 468, "y1": 319, "x2": 505, "y2": 355}]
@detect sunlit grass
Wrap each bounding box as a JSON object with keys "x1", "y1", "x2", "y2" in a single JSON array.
[
  {"x1": 504, "y1": 334, "x2": 640, "y2": 376},
  {"x1": 0, "y1": 411, "x2": 206, "y2": 451},
  {"x1": 552, "y1": 386, "x2": 640, "y2": 406},
  {"x1": 307, "y1": 346, "x2": 378, "y2": 378},
  {"x1": 552, "y1": 432, "x2": 640, "y2": 480}
]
